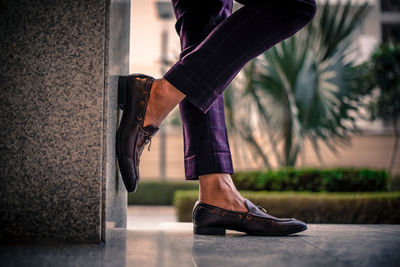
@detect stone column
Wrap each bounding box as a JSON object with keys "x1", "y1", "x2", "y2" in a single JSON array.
[{"x1": 0, "y1": 0, "x2": 129, "y2": 242}]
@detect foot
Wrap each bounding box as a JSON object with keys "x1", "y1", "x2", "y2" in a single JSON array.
[
  {"x1": 199, "y1": 173, "x2": 248, "y2": 212},
  {"x1": 193, "y1": 198, "x2": 307, "y2": 236},
  {"x1": 116, "y1": 74, "x2": 161, "y2": 192},
  {"x1": 143, "y1": 78, "x2": 185, "y2": 128}
]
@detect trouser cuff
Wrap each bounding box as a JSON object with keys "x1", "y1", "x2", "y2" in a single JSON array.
[{"x1": 184, "y1": 152, "x2": 234, "y2": 180}]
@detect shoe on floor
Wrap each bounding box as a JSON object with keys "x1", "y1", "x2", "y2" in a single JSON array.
[{"x1": 193, "y1": 198, "x2": 307, "y2": 236}]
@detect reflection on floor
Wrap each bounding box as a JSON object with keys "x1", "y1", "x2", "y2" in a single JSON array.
[
  {"x1": 1, "y1": 224, "x2": 400, "y2": 267},
  {"x1": 127, "y1": 205, "x2": 177, "y2": 230}
]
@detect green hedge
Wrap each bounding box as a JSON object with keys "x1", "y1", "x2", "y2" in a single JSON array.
[
  {"x1": 232, "y1": 168, "x2": 389, "y2": 192},
  {"x1": 390, "y1": 175, "x2": 400, "y2": 191},
  {"x1": 173, "y1": 190, "x2": 400, "y2": 223},
  {"x1": 128, "y1": 181, "x2": 198, "y2": 205}
]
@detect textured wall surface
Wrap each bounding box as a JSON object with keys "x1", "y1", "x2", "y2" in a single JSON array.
[
  {"x1": 104, "y1": 0, "x2": 130, "y2": 238},
  {"x1": 0, "y1": 0, "x2": 129, "y2": 242}
]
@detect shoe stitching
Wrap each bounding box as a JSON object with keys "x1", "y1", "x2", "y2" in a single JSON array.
[
  {"x1": 137, "y1": 77, "x2": 155, "y2": 151},
  {"x1": 198, "y1": 202, "x2": 247, "y2": 216},
  {"x1": 257, "y1": 206, "x2": 268, "y2": 214},
  {"x1": 198, "y1": 201, "x2": 292, "y2": 222}
]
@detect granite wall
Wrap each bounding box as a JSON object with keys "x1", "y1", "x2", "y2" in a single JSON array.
[{"x1": 0, "y1": 0, "x2": 129, "y2": 242}]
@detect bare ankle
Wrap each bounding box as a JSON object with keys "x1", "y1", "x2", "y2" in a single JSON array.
[
  {"x1": 143, "y1": 78, "x2": 185, "y2": 127},
  {"x1": 199, "y1": 173, "x2": 247, "y2": 212}
]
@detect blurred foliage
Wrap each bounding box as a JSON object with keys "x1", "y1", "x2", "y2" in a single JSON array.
[
  {"x1": 128, "y1": 180, "x2": 198, "y2": 205},
  {"x1": 128, "y1": 168, "x2": 390, "y2": 206},
  {"x1": 174, "y1": 190, "x2": 400, "y2": 223},
  {"x1": 390, "y1": 175, "x2": 400, "y2": 191},
  {"x1": 225, "y1": 0, "x2": 371, "y2": 167},
  {"x1": 370, "y1": 44, "x2": 400, "y2": 175},
  {"x1": 369, "y1": 43, "x2": 400, "y2": 122},
  {"x1": 348, "y1": 43, "x2": 400, "y2": 175},
  {"x1": 232, "y1": 168, "x2": 389, "y2": 192}
]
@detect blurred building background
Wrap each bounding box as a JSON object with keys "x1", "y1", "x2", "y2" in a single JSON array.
[{"x1": 130, "y1": 0, "x2": 400, "y2": 180}]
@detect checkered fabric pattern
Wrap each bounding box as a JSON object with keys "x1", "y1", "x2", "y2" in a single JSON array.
[
  {"x1": 165, "y1": 0, "x2": 317, "y2": 180},
  {"x1": 171, "y1": 0, "x2": 235, "y2": 180},
  {"x1": 164, "y1": 0, "x2": 317, "y2": 113}
]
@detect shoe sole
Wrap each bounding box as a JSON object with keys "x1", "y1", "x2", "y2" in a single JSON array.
[
  {"x1": 116, "y1": 75, "x2": 137, "y2": 193},
  {"x1": 194, "y1": 224, "x2": 307, "y2": 236}
]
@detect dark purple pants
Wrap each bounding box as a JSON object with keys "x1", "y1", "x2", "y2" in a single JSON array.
[{"x1": 164, "y1": 0, "x2": 317, "y2": 180}]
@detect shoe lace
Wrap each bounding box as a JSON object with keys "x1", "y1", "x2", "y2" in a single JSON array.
[
  {"x1": 137, "y1": 125, "x2": 153, "y2": 151},
  {"x1": 145, "y1": 138, "x2": 152, "y2": 151}
]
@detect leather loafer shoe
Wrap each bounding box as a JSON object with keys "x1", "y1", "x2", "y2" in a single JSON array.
[
  {"x1": 116, "y1": 74, "x2": 159, "y2": 193},
  {"x1": 193, "y1": 199, "x2": 307, "y2": 236}
]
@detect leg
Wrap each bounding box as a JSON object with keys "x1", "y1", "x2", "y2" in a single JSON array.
[
  {"x1": 143, "y1": 0, "x2": 316, "y2": 210},
  {"x1": 171, "y1": 0, "x2": 244, "y2": 210},
  {"x1": 172, "y1": 0, "x2": 234, "y2": 180},
  {"x1": 144, "y1": 0, "x2": 317, "y2": 127},
  {"x1": 163, "y1": 0, "x2": 317, "y2": 113}
]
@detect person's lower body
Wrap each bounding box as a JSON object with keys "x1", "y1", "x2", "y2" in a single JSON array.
[
  {"x1": 173, "y1": 0, "x2": 235, "y2": 182},
  {"x1": 169, "y1": 0, "x2": 248, "y2": 211},
  {"x1": 117, "y1": 0, "x2": 316, "y2": 234},
  {"x1": 143, "y1": 0, "x2": 316, "y2": 212}
]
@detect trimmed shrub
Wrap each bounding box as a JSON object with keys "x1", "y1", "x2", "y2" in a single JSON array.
[
  {"x1": 390, "y1": 175, "x2": 400, "y2": 191},
  {"x1": 128, "y1": 181, "x2": 198, "y2": 205},
  {"x1": 232, "y1": 168, "x2": 389, "y2": 192},
  {"x1": 174, "y1": 190, "x2": 400, "y2": 223}
]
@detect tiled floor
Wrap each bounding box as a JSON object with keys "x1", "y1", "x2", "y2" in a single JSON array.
[
  {"x1": 124, "y1": 223, "x2": 400, "y2": 267},
  {"x1": 1, "y1": 207, "x2": 400, "y2": 267}
]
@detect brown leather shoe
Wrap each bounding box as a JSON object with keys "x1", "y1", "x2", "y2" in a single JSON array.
[
  {"x1": 116, "y1": 74, "x2": 159, "y2": 193},
  {"x1": 193, "y1": 199, "x2": 307, "y2": 236}
]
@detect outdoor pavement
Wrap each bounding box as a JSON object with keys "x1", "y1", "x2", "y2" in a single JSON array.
[{"x1": 1, "y1": 206, "x2": 399, "y2": 267}]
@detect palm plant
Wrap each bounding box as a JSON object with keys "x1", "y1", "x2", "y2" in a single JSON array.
[{"x1": 225, "y1": 0, "x2": 371, "y2": 167}]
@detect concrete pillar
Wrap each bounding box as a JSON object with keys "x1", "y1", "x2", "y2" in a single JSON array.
[{"x1": 0, "y1": 0, "x2": 130, "y2": 242}]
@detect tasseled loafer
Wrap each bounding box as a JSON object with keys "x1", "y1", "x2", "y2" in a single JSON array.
[
  {"x1": 193, "y1": 199, "x2": 307, "y2": 236},
  {"x1": 116, "y1": 74, "x2": 159, "y2": 193}
]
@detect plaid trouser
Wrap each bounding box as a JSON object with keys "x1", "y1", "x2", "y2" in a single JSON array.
[{"x1": 165, "y1": 0, "x2": 316, "y2": 180}]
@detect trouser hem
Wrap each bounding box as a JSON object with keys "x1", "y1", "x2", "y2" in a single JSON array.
[{"x1": 184, "y1": 152, "x2": 234, "y2": 180}]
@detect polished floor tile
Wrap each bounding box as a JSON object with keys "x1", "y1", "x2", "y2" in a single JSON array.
[{"x1": 1, "y1": 224, "x2": 399, "y2": 267}]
